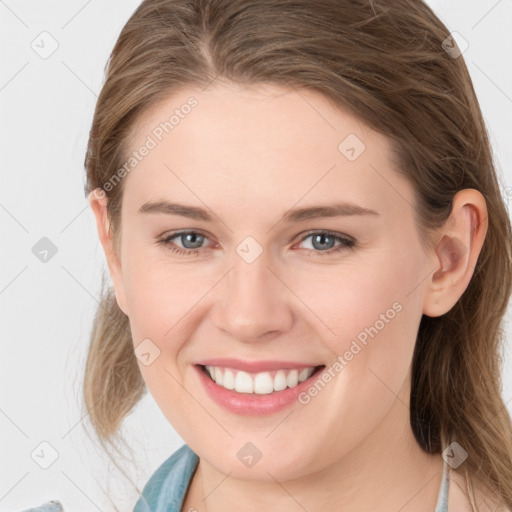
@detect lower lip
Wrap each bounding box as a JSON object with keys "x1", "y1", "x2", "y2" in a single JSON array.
[{"x1": 194, "y1": 364, "x2": 325, "y2": 416}]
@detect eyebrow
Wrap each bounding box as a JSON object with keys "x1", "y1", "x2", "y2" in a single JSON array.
[{"x1": 138, "y1": 200, "x2": 379, "y2": 222}]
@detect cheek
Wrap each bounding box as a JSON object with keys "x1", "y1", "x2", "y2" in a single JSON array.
[
  {"x1": 304, "y1": 244, "x2": 424, "y2": 387},
  {"x1": 122, "y1": 257, "x2": 196, "y2": 428},
  {"x1": 122, "y1": 242, "x2": 197, "y2": 338},
  {"x1": 120, "y1": 251, "x2": 193, "y2": 402}
]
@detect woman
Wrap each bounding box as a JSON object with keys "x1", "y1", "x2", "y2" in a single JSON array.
[{"x1": 63, "y1": 0, "x2": 512, "y2": 510}]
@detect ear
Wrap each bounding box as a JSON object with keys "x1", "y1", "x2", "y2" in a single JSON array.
[
  {"x1": 88, "y1": 188, "x2": 129, "y2": 316},
  {"x1": 423, "y1": 188, "x2": 488, "y2": 317}
]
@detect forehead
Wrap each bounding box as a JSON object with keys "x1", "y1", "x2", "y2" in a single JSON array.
[{"x1": 121, "y1": 81, "x2": 413, "y2": 222}]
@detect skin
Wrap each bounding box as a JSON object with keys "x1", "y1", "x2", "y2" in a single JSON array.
[{"x1": 89, "y1": 81, "x2": 488, "y2": 511}]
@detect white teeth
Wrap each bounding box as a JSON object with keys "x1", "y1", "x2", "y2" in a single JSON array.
[
  {"x1": 298, "y1": 368, "x2": 314, "y2": 383},
  {"x1": 235, "y1": 371, "x2": 253, "y2": 393},
  {"x1": 287, "y1": 369, "x2": 299, "y2": 388},
  {"x1": 204, "y1": 365, "x2": 317, "y2": 394},
  {"x1": 273, "y1": 370, "x2": 288, "y2": 391},
  {"x1": 214, "y1": 367, "x2": 223, "y2": 386},
  {"x1": 253, "y1": 372, "x2": 274, "y2": 395},
  {"x1": 223, "y1": 369, "x2": 235, "y2": 390}
]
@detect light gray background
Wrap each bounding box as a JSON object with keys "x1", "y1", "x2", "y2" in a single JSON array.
[{"x1": 1, "y1": 1, "x2": 511, "y2": 510}]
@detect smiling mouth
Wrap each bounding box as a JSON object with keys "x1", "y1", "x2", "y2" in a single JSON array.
[{"x1": 198, "y1": 364, "x2": 325, "y2": 395}]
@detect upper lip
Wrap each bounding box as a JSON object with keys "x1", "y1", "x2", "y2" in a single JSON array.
[{"x1": 196, "y1": 358, "x2": 324, "y2": 373}]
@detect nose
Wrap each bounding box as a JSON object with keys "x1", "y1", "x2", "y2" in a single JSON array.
[{"x1": 212, "y1": 249, "x2": 294, "y2": 343}]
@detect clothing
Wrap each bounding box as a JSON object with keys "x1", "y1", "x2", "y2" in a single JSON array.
[
  {"x1": 133, "y1": 443, "x2": 451, "y2": 512},
  {"x1": 436, "y1": 451, "x2": 451, "y2": 512},
  {"x1": 21, "y1": 500, "x2": 64, "y2": 512},
  {"x1": 133, "y1": 444, "x2": 199, "y2": 512}
]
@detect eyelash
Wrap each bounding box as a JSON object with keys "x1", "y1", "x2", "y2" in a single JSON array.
[{"x1": 157, "y1": 230, "x2": 355, "y2": 257}]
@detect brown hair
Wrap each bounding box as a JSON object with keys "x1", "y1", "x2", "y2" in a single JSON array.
[{"x1": 83, "y1": 0, "x2": 512, "y2": 508}]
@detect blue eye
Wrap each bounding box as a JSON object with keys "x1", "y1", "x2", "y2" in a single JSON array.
[
  {"x1": 158, "y1": 231, "x2": 209, "y2": 256},
  {"x1": 157, "y1": 230, "x2": 355, "y2": 256},
  {"x1": 298, "y1": 231, "x2": 355, "y2": 254}
]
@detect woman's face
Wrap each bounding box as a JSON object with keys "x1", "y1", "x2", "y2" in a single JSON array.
[{"x1": 99, "y1": 82, "x2": 435, "y2": 481}]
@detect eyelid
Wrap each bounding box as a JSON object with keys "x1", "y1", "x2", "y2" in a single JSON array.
[
  {"x1": 160, "y1": 229, "x2": 217, "y2": 247},
  {"x1": 296, "y1": 229, "x2": 355, "y2": 243}
]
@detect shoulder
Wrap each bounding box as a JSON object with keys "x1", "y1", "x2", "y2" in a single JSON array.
[
  {"x1": 20, "y1": 501, "x2": 64, "y2": 512},
  {"x1": 133, "y1": 443, "x2": 199, "y2": 512},
  {"x1": 448, "y1": 468, "x2": 510, "y2": 512}
]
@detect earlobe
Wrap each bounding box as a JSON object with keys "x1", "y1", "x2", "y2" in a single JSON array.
[
  {"x1": 88, "y1": 188, "x2": 129, "y2": 316},
  {"x1": 423, "y1": 189, "x2": 488, "y2": 318}
]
